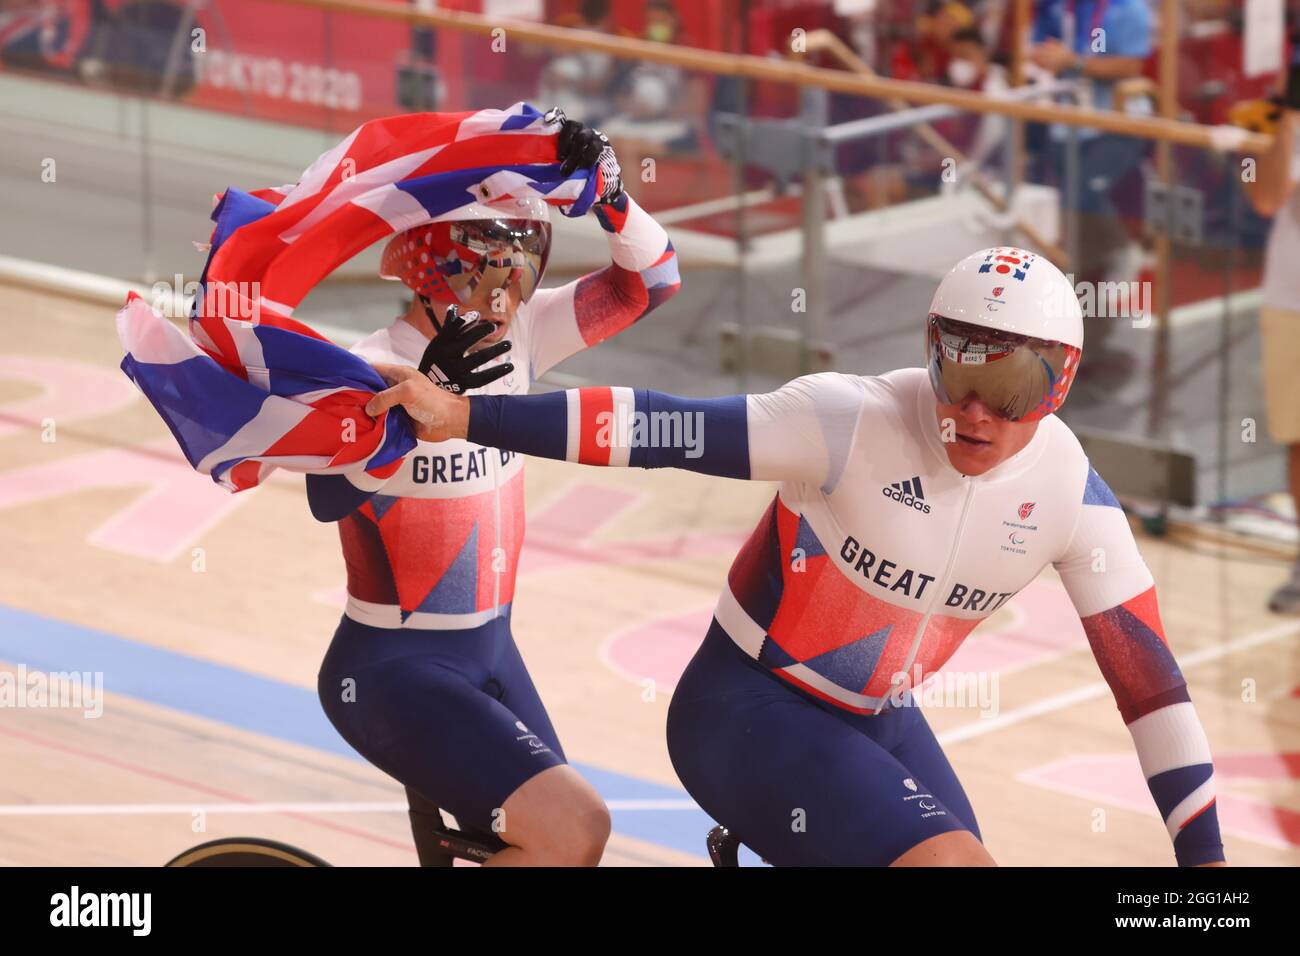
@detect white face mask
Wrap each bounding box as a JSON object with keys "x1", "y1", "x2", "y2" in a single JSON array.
[{"x1": 947, "y1": 58, "x2": 979, "y2": 88}]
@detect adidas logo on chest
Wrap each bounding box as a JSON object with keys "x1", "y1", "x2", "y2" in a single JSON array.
[{"x1": 881, "y1": 476, "x2": 931, "y2": 514}]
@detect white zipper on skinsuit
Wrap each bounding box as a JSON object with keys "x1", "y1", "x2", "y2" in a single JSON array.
[
  {"x1": 875, "y1": 475, "x2": 977, "y2": 714},
  {"x1": 492, "y1": 446, "x2": 503, "y2": 617}
]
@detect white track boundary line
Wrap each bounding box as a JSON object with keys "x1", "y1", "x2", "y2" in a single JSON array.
[
  {"x1": 938, "y1": 619, "x2": 1300, "y2": 746},
  {"x1": 0, "y1": 799, "x2": 700, "y2": 817}
]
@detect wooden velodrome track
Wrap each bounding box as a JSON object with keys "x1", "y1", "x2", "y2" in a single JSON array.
[{"x1": 1, "y1": 279, "x2": 1298, "y2": 867}]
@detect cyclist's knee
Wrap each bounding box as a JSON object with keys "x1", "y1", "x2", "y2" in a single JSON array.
[
  {"x1": 498, "y1": 766, "x2": 611, "y2": 866},
  {"x1": 890, "y1": 830, "x2": 995, "y2": 867},
  {"x1": 542, "y1": 798, "x2": 611, "y2": 867}
]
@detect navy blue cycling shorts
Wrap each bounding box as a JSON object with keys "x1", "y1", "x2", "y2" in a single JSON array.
[
  {"x1": 317, "y1": 613, "x2": 566, "y2": 834},
  {"x1": 667, "y1": 620, "x2": 982, "y2": 866}
]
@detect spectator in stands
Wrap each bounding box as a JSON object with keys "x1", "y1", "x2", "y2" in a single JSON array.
[
  {"x1": 610, "y1": 0, "x2": 688, "y2": 129},
  {"x1": 1244, "y1": 47, "x2": 1300, "y2": 616},
  {"x1": 915, "y1": 1, "x2": 976, "y2": 83},
  {"x1": 1029, "y1": 0, "x2": 1153, "y2": 385},
  {"x1": 943, "y1": 25, "x2": 1009, "y2": 174},
  {"x1": 602, "y1": 1, "x2": 707, "y2": 199},
  {"x1": 886, "y1": 21, "x2": 1009, "y2": 198},
  {"x1": 536, "y1": 0, "x2": 618, "y2": 125},
  {"x1": 841, "y1": 4, "x2": 999, "y2": 209},
  {"x1": 886, "y1": 24, "x2": 1008, "y2": 198}
]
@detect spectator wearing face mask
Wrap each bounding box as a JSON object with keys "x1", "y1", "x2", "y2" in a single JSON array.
[
  {"x1": 944, "y1": 26, "x2": 1009, "y2": 174},
  {"x1": 601, "y1": 0, "x2": 706, "y2": 198},
  {"x1": 536, "y1": 0, "x2": 618, "y2": 125},
  {"x1": 613, "y1": 1, "x2": 685, "y2": 125},
  {"x1": 916, "y1": 1, "x2": 977, "y2": 83}
]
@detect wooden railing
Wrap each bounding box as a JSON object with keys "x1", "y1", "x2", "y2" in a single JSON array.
[{"x1": 273, "y1": 0, "x2": 1271, "y2": 153}]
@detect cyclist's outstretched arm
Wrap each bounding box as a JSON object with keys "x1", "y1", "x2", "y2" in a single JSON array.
[
  {"x1": 1054, "y1": 466, "x2": 1225, "y2": 866},
  {"x1": 368, "y1": 370, "x2": 866, "y2": 488}
]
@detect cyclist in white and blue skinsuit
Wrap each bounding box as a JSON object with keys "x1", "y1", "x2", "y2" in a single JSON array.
[{"x1": 368, "y1": 247, "x2": 1226, "y2": 867}]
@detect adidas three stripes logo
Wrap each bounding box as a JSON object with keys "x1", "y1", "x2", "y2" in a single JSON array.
[{"x1": 882, "y1": 476, "x2": 932, "y2": 514}]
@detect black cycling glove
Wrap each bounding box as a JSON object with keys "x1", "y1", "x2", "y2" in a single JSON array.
[
  {"x1": 546, "y1": 107, "x2": 624, "y2": 204},
  {"x1": 416, "y1": 300, "x2": 514, "y2": 394}
]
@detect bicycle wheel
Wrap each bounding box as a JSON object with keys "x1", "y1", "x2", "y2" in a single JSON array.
[{"x1": 165, "y1": 837, "x2": 331, "y2": 867}]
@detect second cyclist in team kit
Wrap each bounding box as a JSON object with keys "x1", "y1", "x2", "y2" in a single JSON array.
[{"x1": 310, "y1": 118, "x2": 681, "y2": 866}]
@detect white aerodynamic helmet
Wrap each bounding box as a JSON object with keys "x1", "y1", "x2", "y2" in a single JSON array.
[{"x1": 925, "y1": 247, "x2": 1084, "y2": 422}]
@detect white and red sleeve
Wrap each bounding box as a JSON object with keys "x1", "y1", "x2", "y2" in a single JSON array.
[
  {"x1": 524, "y1": 193, "x2": 681, "y2": 378},
  {"x1": 1054, "y1": 465, "x2": 1224, "y2": 866}
]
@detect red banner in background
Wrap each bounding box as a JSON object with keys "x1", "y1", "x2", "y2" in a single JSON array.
[
  {"x1": 188, "y1": 0, "x2": 408, "y2": 129},
  {"x1": 0, "y1": 0, "x2": 557, "y2": 131},
  {"x1": 1, "y1": 0, "x2": 1286, "y2": 134}
]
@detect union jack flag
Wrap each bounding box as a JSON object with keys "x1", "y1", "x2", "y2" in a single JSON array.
[{"x1": 117, "y1": 102, "x2": 601, "y2": 492}]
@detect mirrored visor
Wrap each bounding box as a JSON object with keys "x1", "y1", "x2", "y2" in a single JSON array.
[
  {"x1": 446, "y1": 218, "x2": 551, "y2": 304},
  {"x1": 926, "y1": 314, "x2": 1077, "y2": 422}
]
